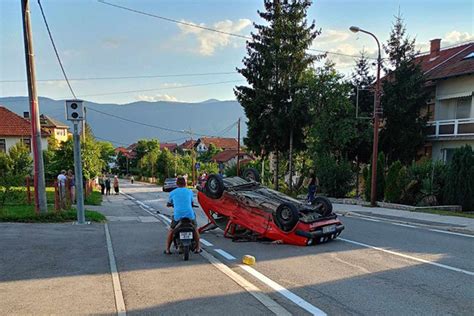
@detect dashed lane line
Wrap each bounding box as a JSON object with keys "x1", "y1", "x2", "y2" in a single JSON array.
[
  {"x1": 339, "y1": 237, "x2": 474, "y2": 276},
  {"x1": 214, "y1": 249, "x2": 236, "y2": 260},
  {"x1": 200, "y1": 238, "x2": 213, "y2": 247},
  {"x1": 429, "y1": 229, "x2": 474, "y2": 238},
  {"x1": 104, "y1": 224, "x2": 127, "y2": 316}
]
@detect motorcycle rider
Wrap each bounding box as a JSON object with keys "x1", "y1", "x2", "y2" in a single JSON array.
[{"x1": 164, "y1": 176, "x2": 201, "y2": 254}]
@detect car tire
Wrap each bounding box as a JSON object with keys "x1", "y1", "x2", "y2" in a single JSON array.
[
  {"x1": 242, "y1": 168, "x2": 261, "y2": 183},
  {"x1": 275, "y1": 202, "x2": 299, "y2": 232},
  {"x1": 312, "y1": 196, "x2": 333, "y2": 217},
  {"x1": 204, "y1": 174, "x2": 225, "y2": 199}
]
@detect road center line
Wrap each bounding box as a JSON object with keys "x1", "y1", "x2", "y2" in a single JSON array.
[
  {"x1": 391, "y1": 223, "x2": 417, "y2": 228},
  {"x1": 214, "y1": 249, "x2": 236, "y2": 260},
  {"x1": 339, "y1": 237, "x2": 474, "y2": 276},
  {"x1": 104, "y1": 224, "x2": 126, "y2": 316},
  {"x1": 239, "y1": 264, "x2": 327, "y2": 316},
  {"x1": 200, "y1": 238, "x2": 213, "y2": 247}
]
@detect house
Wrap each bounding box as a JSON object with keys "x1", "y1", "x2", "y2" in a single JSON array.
[
  {"x1": 195, "y1": 137, "x2": 239, "y2": 153},
  {"x1": 160, "y1": 142, "x2": 178, "y2": 152},
  {"x1": 38, "y1": 114, "x2": 69, "y2": 143},
  {"x1": 418, "y1": 39, "x2": 474, "y2": 161},
  {"x1": 178, "y1": 139, "x2": 197, "y2": 151},
  {"x1": 212, "y1": 149, "x2": 254, "y2": 168},
  {"x1": 0, "y1": 106, "x2": 49, "y2": 153}
]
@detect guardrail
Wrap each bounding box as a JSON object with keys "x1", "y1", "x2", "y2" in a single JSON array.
[{"x1": 426, "y1": 118, "x2": 474, "y2": 137}]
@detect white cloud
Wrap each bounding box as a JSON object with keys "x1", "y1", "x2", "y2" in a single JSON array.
[
  {"x1": 318, "y1": 29, "x2": 350, "y2": 44},
  {"x1": 137, "y1": 94, "x2": 178, "y2": 102},
  {"x1": 178, "y1": 18, "x2": 251, "y2": 56},
  {"x1": 443, "y1": 30, "x2": 474, "y2": 44},
  {"x1": 102, "y1": 38, "x2": 122, "y2": 49},
  {"x1": 42, "y1": 80, "x2": 68, "y2": 89},
  {"x1": 161, "y1": 82, "x2": 183, "y2": 88}
]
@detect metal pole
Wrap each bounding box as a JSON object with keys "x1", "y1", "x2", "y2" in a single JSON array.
[
  {"x1": 237, "y1": 118, "x2": 241, "y2": 176},
  {"x1": 369, "y1": 33, "x2": 382, "y2": 207},
  {"x1": 73, "y1": 123, "x2": 85, "y2": 224},
  {"x1": 21, "y1": 0, "x2": 47, "y2": 213}
]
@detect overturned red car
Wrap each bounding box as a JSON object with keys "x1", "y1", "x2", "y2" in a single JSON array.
[{"x1": 197, "y1": 169, "x2": 344, "y2": 246}]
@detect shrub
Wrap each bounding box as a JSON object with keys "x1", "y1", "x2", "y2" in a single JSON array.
[
  {"x1": 384, "y1": 161, "x2": 403, "y2": 203},
  {"x1": 315, "y1": 155, "x2": 353, "y2": 198},
  {"x1": 363, "y1": 152, "x2": 385, "y2": 202},
  {"x1": 444, "y1": 145, "x2": 474, "y2": 211}
]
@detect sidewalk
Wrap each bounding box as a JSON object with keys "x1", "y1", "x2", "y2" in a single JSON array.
[{"x1": 334, "y1": 203, "x2": 474, "y2": 234}]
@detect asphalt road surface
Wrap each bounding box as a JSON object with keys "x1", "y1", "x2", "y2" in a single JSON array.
[{"x1": 117, "y1": 181, "x2": 474, "y2": 315}]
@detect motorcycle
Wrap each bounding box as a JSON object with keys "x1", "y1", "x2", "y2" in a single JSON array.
[{"x1": 167, "y1": 202, "x2": 198, "y2": 261}]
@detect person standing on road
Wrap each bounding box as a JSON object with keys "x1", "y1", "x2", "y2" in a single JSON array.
[
  {"x1": 99, "y1": 174, "x2": 105, "y2": 195},
  {"x1": 67, "y1": 170, "x2": 76, "y2": 204},
  {"x1": 113, "y1": 176, "x2": 120, "y2": 195},
  {"x1": 164, "y1": 177, "x2": 201, "y2": 255},
  {"x1": 105, "y1": 175, "x2": 111, "y2": 196},
  {"x1": 130, "y1": 175, "x2": 134, "y2": 184},
  {"x1": 57, "y1": 170, "x2": 67, "y2": 209},
  {"x1": 306, "y1": 173, "x2": 319, "y2": 204}
]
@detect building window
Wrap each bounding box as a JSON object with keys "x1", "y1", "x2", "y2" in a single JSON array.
[
  {"x1": 0, "y1": 139, "x2": 5, "y2": 153},
  {"x1": 442, "y1": 148, "x2": 455, "y2": 163},
  {"x1": 456, "y1": 97, "x2": 471, "y2": 119},
  {"x1": 22, "y1": 138, "x2": 31, "y2": 152}
]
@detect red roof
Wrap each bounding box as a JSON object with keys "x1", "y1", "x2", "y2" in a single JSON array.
[
  {"x1": 160, "y1": 142, "x2": 178, "y2": 151},
  {"x1": 115, "y1": 146, "x2": 136, "y2": 159},
  {"x1": 415, "y1": 41, "x2": 474, "y2": 80},
  {"x1": 199, "y1": 137, "x2": 239, "y2": 150},
  {"x1": 179, "y1": 139, "x2": 196, "y2": 150},
  {"x1": 0, "y1": 106, "x2": 49, "y2": 137},
  {"x1": 212, "y1": 149, "x2": 254, "y2": 163}
]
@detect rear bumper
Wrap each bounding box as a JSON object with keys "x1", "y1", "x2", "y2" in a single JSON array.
[{"x1": 295, "y1": 224, "x2": 345, "y2": 243}]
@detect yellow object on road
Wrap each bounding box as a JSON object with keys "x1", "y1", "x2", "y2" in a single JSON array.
[{"x1": 242, "y1": 255, "x2": 256, "y2": 265}]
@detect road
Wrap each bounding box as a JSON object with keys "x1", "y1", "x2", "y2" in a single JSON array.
[{"x1": 113, "y1": 180, "x2": 474, "y2": 315}]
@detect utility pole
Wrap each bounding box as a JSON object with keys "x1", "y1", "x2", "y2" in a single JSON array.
[
  {"x1": 21, "y1": 0, "x2": 47, "y2": 213},
  {"x1": 237, "y1": 118, "x2": 241, "y2": 176}
]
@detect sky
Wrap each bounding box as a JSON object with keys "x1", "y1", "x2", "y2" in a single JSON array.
[{"x1": 1, "y1": 0, "x2": 473, "y2": 104}]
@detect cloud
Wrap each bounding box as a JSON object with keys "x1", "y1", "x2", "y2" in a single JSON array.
[
  {"x1": 318, "y1": 29, "x2": 350, "y2": 44},
  {"x1": 137, "y1": 94, "x2": 178, "y2": 102},
  {"x1": 102, "y1": 38, "x2": 122, "y2": 49},
  {"x1": 161, "y1": 82, "x2": 183, "y2": 88},
  {"x1": 443, "y1": 30, "x2": 474, "y2": 44},
  {"x1": 177, "y1": 18, "x2": 251, "y2": 56},
  {"x1": 42, "y1": 80, "x2": 68, "y2": 89}
]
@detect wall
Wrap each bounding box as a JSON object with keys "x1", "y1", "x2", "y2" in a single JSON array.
[
  {"x1": 0, "y1": 136, "x2": 49, "y2": 154},
  {"x1": 431, "y1": 139, "x2": 474, "y2": 161}
]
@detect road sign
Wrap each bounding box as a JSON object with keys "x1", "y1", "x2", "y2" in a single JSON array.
[{"x1": 195, "y1": 162, "x2": 201, "y2": 170}]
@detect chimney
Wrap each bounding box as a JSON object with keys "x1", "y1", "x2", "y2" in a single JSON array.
[
  {"x1": 23, "y1": 111, "x2": 30, "y2": 119},
  {"x1": 430, "y1": 39, "x2": 441, "y2": 58}
]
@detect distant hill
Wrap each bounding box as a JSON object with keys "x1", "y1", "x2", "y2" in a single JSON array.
[{"x1": 0, "y1": 97, "x2": 247, "y2": 146}]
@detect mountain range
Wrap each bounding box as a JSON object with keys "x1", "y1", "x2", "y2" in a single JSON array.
[{"x1": 0, "y1": 97, "x2": 247, "y2": 147}]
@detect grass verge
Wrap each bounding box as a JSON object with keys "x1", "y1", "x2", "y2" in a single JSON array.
[
  {"x1": 0, "y1": 204, "x2": 106, "y2": 223},
  {"x1": 84, "y1": 190, "x2": 103, "y2": 205}
]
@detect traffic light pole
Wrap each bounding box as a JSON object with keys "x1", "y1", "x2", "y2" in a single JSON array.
[
  {"x1": 73, "y1": 123, "x2": 86, "y2": 224},
  {"x1": 21, "y1": 0, "x2": 47, "y2": 213}
]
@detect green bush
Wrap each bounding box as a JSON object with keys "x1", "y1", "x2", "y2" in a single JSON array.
[
  {"x1": 315, "y1": 155, "x2": 353, "y2": 198},
  {"x1": 363, "y1": 152, "x2": 385, "y2": 202},
  {"x1": 444, "y1": 145, "x2": 474, "y2": 211},
  {"x1": 384, "y1": 161, "x2": 403, "y2": 203}
]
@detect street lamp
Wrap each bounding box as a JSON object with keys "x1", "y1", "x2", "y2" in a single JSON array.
[{"x1": 350, "y1": 26, "x2": 382, "y2": 207}]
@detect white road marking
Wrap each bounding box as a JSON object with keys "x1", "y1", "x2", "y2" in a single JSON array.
[
  {"x1": 200, "y1": 238, "x2": 213, "y2": 247},
  {"x1": 391, "y1": 223, "x2": 417, "y2": 228},
  {"x1": 214, "y1": 249, "x2": 236, "y2": 260},
  {"x1": 240, "y1": 264, "x2": 327, "y2": 316},
  {"x1": 157, "y1": 213, "x2": 172, "y2": 224},
  {"x1": 339, "y1": 237, "x2": 474, "y2": 276},
  {"x1": 200, "y1": 250, "x2": 291, "y2": 316},
  {"x1": 104, "y1": 224, "x2": 126, "y2": 316},
  {"x1": 429, "y1": 229, "x2": 474, "y2": 238},
  {"x1": 358, "y1": 218, "x2": 381, "y2": 223}
]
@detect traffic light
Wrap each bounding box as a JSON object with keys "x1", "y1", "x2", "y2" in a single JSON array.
[{"x1": 65, "y1": 100, "x2": 84, "y2": 121}]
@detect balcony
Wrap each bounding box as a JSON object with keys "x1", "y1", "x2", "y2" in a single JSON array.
[{"x1": 426, "y1": 118, "x2": 474, "y2": 138}]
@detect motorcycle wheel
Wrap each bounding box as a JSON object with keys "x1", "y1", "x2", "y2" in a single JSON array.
[{"x1": 183, "y1": 245, "x2": 190, "y2": 261}]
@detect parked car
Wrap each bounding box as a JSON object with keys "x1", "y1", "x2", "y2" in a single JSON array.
[
  {"x1": 163, "y1": 178, "x2": 178, "y2": 192},
  {"x1": 197, "y1": 168, "x2": 344, "y2": 246}
]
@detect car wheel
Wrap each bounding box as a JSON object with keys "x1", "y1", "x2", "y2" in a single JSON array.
[
  {"x1": 204, "y1": 174, "x2": 225, "y2": 199},
  {"x1": 312, "y1": 196, "x2": 333, "y2": 217},
  {"x1": 242, "y1": 168, "x2": 261, "y2": 183},
  {"x1": 275, "y1": 202, "x2": 299, "y2": 232}
]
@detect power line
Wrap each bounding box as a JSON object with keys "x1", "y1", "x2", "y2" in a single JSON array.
[
  {"x1": 37, "y1": 0, "x2": 77, "y2": 99},
  {"x1": 97, "y1": 0, "x2": 378, "y2": 60},
  {"x1": 0, "y1": 71, "x2": 238, "y2": 83},
  {"x1": 72, "y1": 80, "x2": 245, "y2": 98}
]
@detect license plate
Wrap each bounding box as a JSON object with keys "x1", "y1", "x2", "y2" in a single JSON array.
[
  {"x1": 322, "y1": 225, "x2": 336, "y2": 234},
  {"x1": 179, "y1": 232, "x2": 193, "y2": 239}
]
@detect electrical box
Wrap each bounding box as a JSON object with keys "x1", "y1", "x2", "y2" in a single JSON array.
[{"x1": 65, "y1": 100, "x2": 84, "y2": 121}]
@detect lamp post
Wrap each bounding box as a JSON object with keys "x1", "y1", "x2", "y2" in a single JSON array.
[{"x1": 350, "y1": 26, "x2": 382, "y2": 207}]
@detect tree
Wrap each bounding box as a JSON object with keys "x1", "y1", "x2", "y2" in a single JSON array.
[
  {"x1": 235, "y1": 0, "x2": 320, "y2": 190},
  {"x1": 380, "y1": 15, "x2": 429, "y2": 164},
  {"x1": 139, "y1": 147, "x2": 160, "y2": 177},
  {"x1": 8, "y1": 142, "x2": 33, "y2": 176},
  {"x1": 198, "y1": 144, "x2": 222, "y2": 163},
  {"x1": 444, "y1": 145, "x2": 474, "y2": 211},
  {"x1": 97, "y1": 141, "x2": 115, "y2": 172}
]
